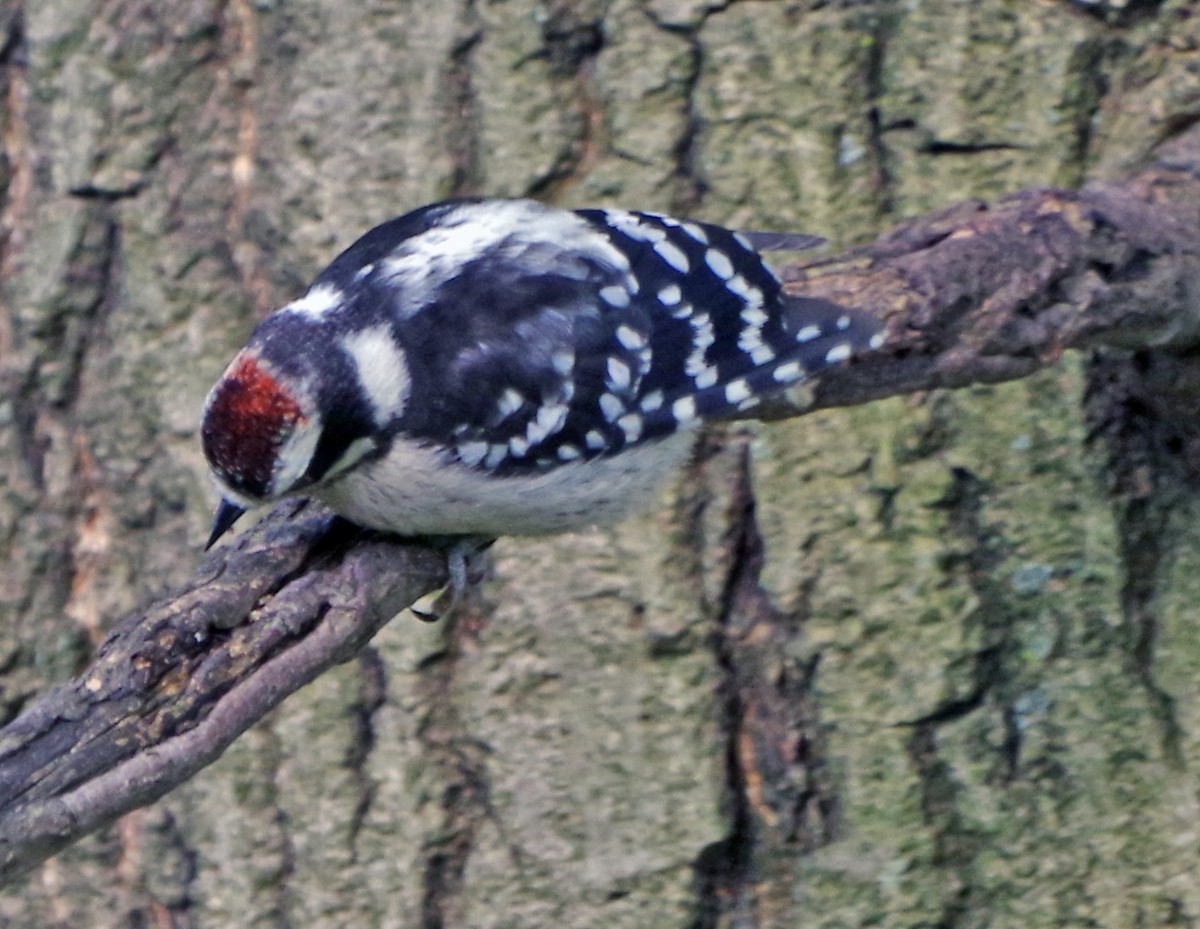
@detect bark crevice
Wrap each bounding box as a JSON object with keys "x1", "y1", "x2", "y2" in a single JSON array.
[{"x1": 6, "y1": 126, "x2": 1200, "y2": 884}]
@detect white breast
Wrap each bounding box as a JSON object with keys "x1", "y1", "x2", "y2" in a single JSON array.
[{"x1": 313, "y1": 431, "x2": 696, "y2": 537}]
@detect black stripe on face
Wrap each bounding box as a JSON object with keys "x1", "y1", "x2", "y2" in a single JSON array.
[{"x1": 303, "y1": 344, "x2": 379, "y2": 485}]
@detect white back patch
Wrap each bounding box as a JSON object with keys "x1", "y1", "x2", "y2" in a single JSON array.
[
  {"x1": 285, "y1": 283, "x2": 344, "y2": 319},
  {"x1": 382, "y1": 200, "x2": 631, "y2": 314}
]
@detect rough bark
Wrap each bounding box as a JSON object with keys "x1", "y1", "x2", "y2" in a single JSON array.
[
  {"x1": 0, "y1": 502, "x2": 447, "y2": 883},
  {"x1": 4, "y1": 128, "x2": 1200, "y2": 887},
  {"x1": 4, "y1": 1, "x2": 1200, "y2": 927}
]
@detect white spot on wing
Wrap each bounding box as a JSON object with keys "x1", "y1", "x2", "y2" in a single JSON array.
[
  {"x1": 727, "y1": 275, "x2": 763, "y2": 305},
  {"x1": 585, "y1": 429, "x2": 607, "y2": 450},
  {"x1": 672, "y1": 396, "x2": 697, "y2": 423},
  {"x1": 552, "y1": 351, "x2": 574, "y2": 375},
  {"x1": 738, "y1": 326, "x2": 767, "y2": 356},
  {"x1": 705, "y1": 248, "x2": 735, "y2": 280},
  {"x1": 498, "y1": 387, "x2": 524, "y2": 418},
  {"x1": 658, "y1": 284, "x2": 682, "y2": 306},
  {"x1": 538, "y1": 402, "x2": 569, "y2": 432},
  {"x1": 485, "y1": 444, "x2": 508, "y2": 470},
  {"x1": 683, "y1": 222, "x2": 709, "y2": 244},
  {"x1": 606, "y1": 357, "x2": 632, "y2": 391},
  {"x1": 654, "y1": 239, "x2": 690, "y2": 273},
  {"x1": 825, "y1": 342, "x2": 852, "y2": 363},
  {"x1": 685, "y1": 312, "x2": 715, "y2": 380},
  {"x1": 557, "y1": 444, "x2": 582, "y2": 461},
  {"x1": 617, "y1": 413, "x2": 643, "y2": 443},
  {"x1": 636, "y1": 345, "x2": 653, "y2": 377},
  {"x1": 724, "y1": 379, "x2": 752, "y2": 404},
  {"x1": 600, "y1": 392, "x2": 624, "y2": 422},
  {"x1": 773, "y1": 360, "x2": 806, "y2": 383},
  {"x1": 604, "y1": 210, "x2": 666, "y2": 244},
  {"x1": 734, "y1": 326, "x2": 772, "y2": 364},
  {"x1": 600, "y1": 284, "x2": 630, "y2": 308},
  {"x1": 525, "y1": 420, "x2": 550, "y2": 447},
  {"x1": 341, "y1": 325, "x2": 411, "y2": 423},
  {"x1": 694, "y1": 366, "x2": 718, "y2": 390},
  {"x1": 456, "y1": 440, "x2": 488, "y2": 468},
  {"x1": 795, "y1": 324, "x2": 822, "y2": 343},
  {"x1": 640, "y1": 389, "x2": 664, "y2": 412},
  {"x1": 616, "y1": 324, "x2": 646, "y2": 350},
  {"x1": 740, "y1": 304, "x2": 768, "y2": 327},
  {"x1": 527, "y1": 403, "x2": 569, "y2": 445}
]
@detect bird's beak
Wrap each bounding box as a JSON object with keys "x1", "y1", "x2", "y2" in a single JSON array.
[{"x1": 205, "y1": 498, "x2": 247, "y2": 550}]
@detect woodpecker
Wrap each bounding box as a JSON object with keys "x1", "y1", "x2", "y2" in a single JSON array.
[{"x1": 201, "y1": 198, "x2": 884, "y2": 549}]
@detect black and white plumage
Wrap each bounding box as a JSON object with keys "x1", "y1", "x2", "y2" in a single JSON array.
[{"x1": 201, "y1": 198, "x2": 884, "y2": 545}]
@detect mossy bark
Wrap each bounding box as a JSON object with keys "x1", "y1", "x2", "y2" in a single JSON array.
[{"x1": 3, "y1": 1, "x2": 1199, "y2": 927}]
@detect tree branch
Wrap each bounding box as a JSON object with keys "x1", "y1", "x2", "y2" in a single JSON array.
[
  {"x1": 777, "y1": 128, "x2": 1200, "y2": 418},
  {"x1": 3, "y1": 127, "x2": 1200, "y2": 885},
  {"x1": 0, "y1": 501, "x2": 446, "y2": 883}
]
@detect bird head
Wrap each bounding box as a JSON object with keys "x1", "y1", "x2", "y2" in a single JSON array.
[{"x1": 201, "y1": 348, "x2": 323, "y2": 547}]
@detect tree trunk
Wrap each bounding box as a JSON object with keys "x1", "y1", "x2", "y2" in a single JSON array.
[{"x1": 2, "y1": 1, "x2": 1197, "y2": 927}]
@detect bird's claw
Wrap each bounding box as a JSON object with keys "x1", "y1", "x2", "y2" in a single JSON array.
[{"x1": 410, "y1": 535, "x2": 495, "y2": 623}]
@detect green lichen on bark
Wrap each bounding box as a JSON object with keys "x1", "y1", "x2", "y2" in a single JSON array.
[{"x1": 5, "y1": 1, "x2": 1200, "y2": 927}]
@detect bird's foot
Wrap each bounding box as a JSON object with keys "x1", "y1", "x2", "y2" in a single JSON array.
[{"x1": 411, "y1": 535, "x2": 496, "y2": 623}]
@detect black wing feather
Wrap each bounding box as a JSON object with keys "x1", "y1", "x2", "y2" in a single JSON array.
[{"x1": 345, "y1": 203, "x2": 880, "y2": 475}]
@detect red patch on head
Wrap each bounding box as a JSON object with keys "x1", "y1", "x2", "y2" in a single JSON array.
[{"x1": 202, "y1": 354, "x2": 305, "y2": 499}]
